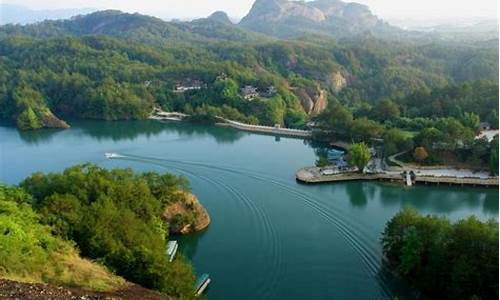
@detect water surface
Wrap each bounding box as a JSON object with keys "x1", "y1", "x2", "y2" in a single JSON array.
[{"x1": 1, "y1": 120, "x2": 498, "y2": 300}]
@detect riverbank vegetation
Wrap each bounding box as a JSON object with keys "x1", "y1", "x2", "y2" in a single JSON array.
[
  {"x1": 314, "y1": 99, "x2": 499, "y2": 173},
  {"x1": 382, "y1": 208, "x2": 498, "y2": 300},
  {"x1": 347, "y1": 142, "x2": 371, "y2": 172},
  {"x1": 0, "y1": 165, "x2": 204, "y2": 299}
]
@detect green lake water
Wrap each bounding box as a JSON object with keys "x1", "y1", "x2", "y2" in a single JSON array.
[{"x1": 1, "y1": 120, "x2": 498, "y2": 299}]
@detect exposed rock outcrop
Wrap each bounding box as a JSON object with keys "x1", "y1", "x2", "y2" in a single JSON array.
[
  {"x1": 39, "y1": 109, "x2": 70, "y2": 129},
  {"x1": 239, "y1": 0, "x2": 397, "y2": 38},
  {"x1": 208, "y1": 11, "x2": 233, "y2": 24},
  {"x1": 311, "y1": 89, "x2": 328, "y2": 115},
  {"x1": 162, "y1": 193, "x2": 210, "y2": 235},
  {"x1": 295, "y1": 85, "x2": 328, "y2": 115},
  {"x1": 328, "y1": 71, "x2": 347, "y2": 93}
]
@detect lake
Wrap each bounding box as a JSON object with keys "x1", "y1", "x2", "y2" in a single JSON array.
[{"x1": 1, "y1": 120, "x2": 498, "y2": 299}]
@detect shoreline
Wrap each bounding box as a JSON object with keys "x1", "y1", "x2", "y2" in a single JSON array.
[
  {"x1": 149, "y1": 110, "x2": 312, "y2": 139},
  {"x1": 296, "y1": 167, "x2": 499, "y2": 188}
]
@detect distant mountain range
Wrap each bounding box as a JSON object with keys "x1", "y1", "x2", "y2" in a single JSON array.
[
  {"x1": 0, "y1": 4, "x2": 96, "y2": 25},
  {"x1": 2, "y1": 0, "x2": 497, "y2": 42}
]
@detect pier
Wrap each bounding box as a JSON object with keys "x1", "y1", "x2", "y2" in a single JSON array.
[{"x1": 296, "y1": 167, "x2": 499, "y2": 187}]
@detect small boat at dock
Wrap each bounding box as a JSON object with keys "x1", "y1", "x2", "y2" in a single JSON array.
[
  {"x1": 195, "y1": 273, "x2": 211, "y2": 296},
  {"x1": 166, "y1": 240, "x2": 178, "y2": 262}
]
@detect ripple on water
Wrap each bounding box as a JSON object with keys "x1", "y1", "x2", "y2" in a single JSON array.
[
  {"x1": 118, "y1": 155, "x2": 284, "y2": 299},
  {"x1": 115, "y1": 154, "x2": 392, "y2": 298}
]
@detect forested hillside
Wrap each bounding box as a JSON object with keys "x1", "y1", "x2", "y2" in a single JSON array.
[
  {"x1": 7, "y1": 165, "x2": 200, "y2": 299},
  {"x1": 0, "y1": 9, "x2": 497, "y2": 132}
]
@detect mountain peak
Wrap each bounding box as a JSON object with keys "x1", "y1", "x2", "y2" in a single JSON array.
[
  {"x1": 240, "y1": 0, "x2": 394, "y2": 38},
  {"x1": 208, "y1": 11, "x2": 232, "y2": 24}
]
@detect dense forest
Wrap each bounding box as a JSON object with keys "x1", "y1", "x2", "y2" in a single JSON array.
[
  {"x1": 382, "y1": 208, "x2": 498, "y2": 300},
  {"x1": 0, "y1": 165, "x2": 199, "y2": 299},
  {"x1": 0, "y1": 10, "x2": 498, "y2": 132},
  {"x1": 0, "y1": 8, "x2": 498, "y2": 173}
]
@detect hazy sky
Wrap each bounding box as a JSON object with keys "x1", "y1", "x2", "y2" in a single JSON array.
[{"x1": 7, "y1": 0, "x2": 499, "y2": 21}]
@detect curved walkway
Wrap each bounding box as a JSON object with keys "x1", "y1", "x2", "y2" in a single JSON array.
[{"x1": 150, "y1": 109, "x2": 312, "y2": 139}]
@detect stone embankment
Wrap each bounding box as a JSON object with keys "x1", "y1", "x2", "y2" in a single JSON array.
[
  {"x1": 218, "y1": 119, "x2": 312, "y2": 138},
  {"x1": 150, "y1": 109, "x2": 312, "y2": 139},
  {"x1": 296, "y1": 167, "x2": 499, "y2": 187}
]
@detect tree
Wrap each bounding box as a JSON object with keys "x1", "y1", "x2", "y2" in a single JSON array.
[
  {"x1": 373, "y1": 99, "x2": 400, "y2": 121},
  {"x1": 415, "y1": 127, "x2": 443, "y2": 149},
  {"x1": 460, "y1": 112, "x2": 480, "y2": 131},
  {"x1": 315, "y1": 156, "x2": 330, "y2": 167},
  {"x1": 486, "y1": 110, "x2": 498, "y2": 129},
  {"x1": 284, "y1": 109, "x2": 306, "y2": 129},
  {"x1": 414, "y1": 146, "x2": 429, "y2": 162},
  {"x1": 351, "y1": 117, "x2": 385, "y2": 140},
  {"x1": 383, "y1": 128, "x2": 413, "y2": 156},
  {"x1": 489, "y1": 136, "x2": 499, "y2": 175},
  {"x1": 382, "y1": 208, "x2": 498, "y2": 300},
  {"x1": 347, "y1": 142, "x2": 371, "y2": 172},
  {"x1": 318, "y1": 102, "x2": 353, "y2": 136},
  {"x1": 215, "y1": 77, "x2": 239, "y2": 103},
  {"x1": 16, "y1": 107, "x2": 41, "y2": 130},
  {"x1": 20, "y1": 165, "x2": 196, "y2": 299}
]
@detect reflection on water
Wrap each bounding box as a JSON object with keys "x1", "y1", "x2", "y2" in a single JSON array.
[
  {"x1": 17, "y1": 127, "x2": 65, "y2": 145},
  {"x1": 77, "y1": 120, "x2": 248, "y2": 144},
  {"x1": 346, "y1": 182, "x2": 368, "y2": 208},
  {"x1": 0, "y1": 120, "x2": 498, "y2": 300},
  {"x1": 13, "y1": 120, "x2": 249, "y2": 145}
]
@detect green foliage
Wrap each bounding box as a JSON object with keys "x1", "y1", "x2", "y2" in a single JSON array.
[
  {"x1": 372, "y1": 99, "x2": 400, "y2": 121},
  {"x1": 0, "y1": 12, "x2": 497, "y2": 134},
  {"x1": 399, "y1": 81, "x2": 498, "y2": 122},
  {"x1": 16, "y1": 107, "x2": 41, "y2": 130},
  {"x1": 20, "y1": 164, "x2": 196, "y2": 299},
  {"x1": 284, "y1": 109, "x2": 307, "y2": 129},
  {"x1": 489, "y1": 136, "x2": 499, "y2": 175},
  {"x1": 315, "y1": 156, "x2": 330, "y2": 167},
  {"x1": 347, "y1": 142, "x2": 371, "y2": 172},
  {"x1": 0, "y1": 184, "x2": 124, "y2": 291},
  {"x1": 383, "y1": 128, "x2": 413, "y2": 156},
  {"x1": 382, "y1": 208, "x2": 498, "y2": 300},
  {"x1": 460, "y1": 112, "x2": 480, "y2": 131},
  {"x1": 351, "y1": 117, "x2": 385, "y2": 141}
]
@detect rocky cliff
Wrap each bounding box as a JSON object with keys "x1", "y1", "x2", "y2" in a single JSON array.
[
  {"x1": 328, "y1": 71, "x2": 347, "y2": 93},
  {"x1": 162, "y1": 192, "x2": 211, "y2": 235},
  {"x1": 239, "y1": 0, "x2": 396, "y2": 38},
  {"x1": 39, "y1": 109, "x2": 71, "y2": 129},
  {"x1": 296, "y1": 85, "x2": 328, "y2": 115}
]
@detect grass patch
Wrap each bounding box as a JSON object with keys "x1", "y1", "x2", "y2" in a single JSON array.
[{"x1": 0, "y1": 184, "x2": 124, "y2": 292}]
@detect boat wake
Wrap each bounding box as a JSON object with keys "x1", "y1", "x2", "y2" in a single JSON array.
[{"x1": 112, "y1": 153, "x2": 393, "y2": 299}]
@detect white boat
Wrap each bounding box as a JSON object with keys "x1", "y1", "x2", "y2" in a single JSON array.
[
  {"x1": 166, "y1": 240, "x2": 178, "y2": 262},
  {"x1": 104, "y1": 153, "x2": 119, "y2": 159},
  {"x1": 195, "y1": 273, "x2": 211, "y2": 296}
]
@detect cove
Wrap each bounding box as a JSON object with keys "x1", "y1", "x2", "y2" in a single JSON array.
[{"x1": 1, "y1": 120, "x2": 498, "y2": 300}]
